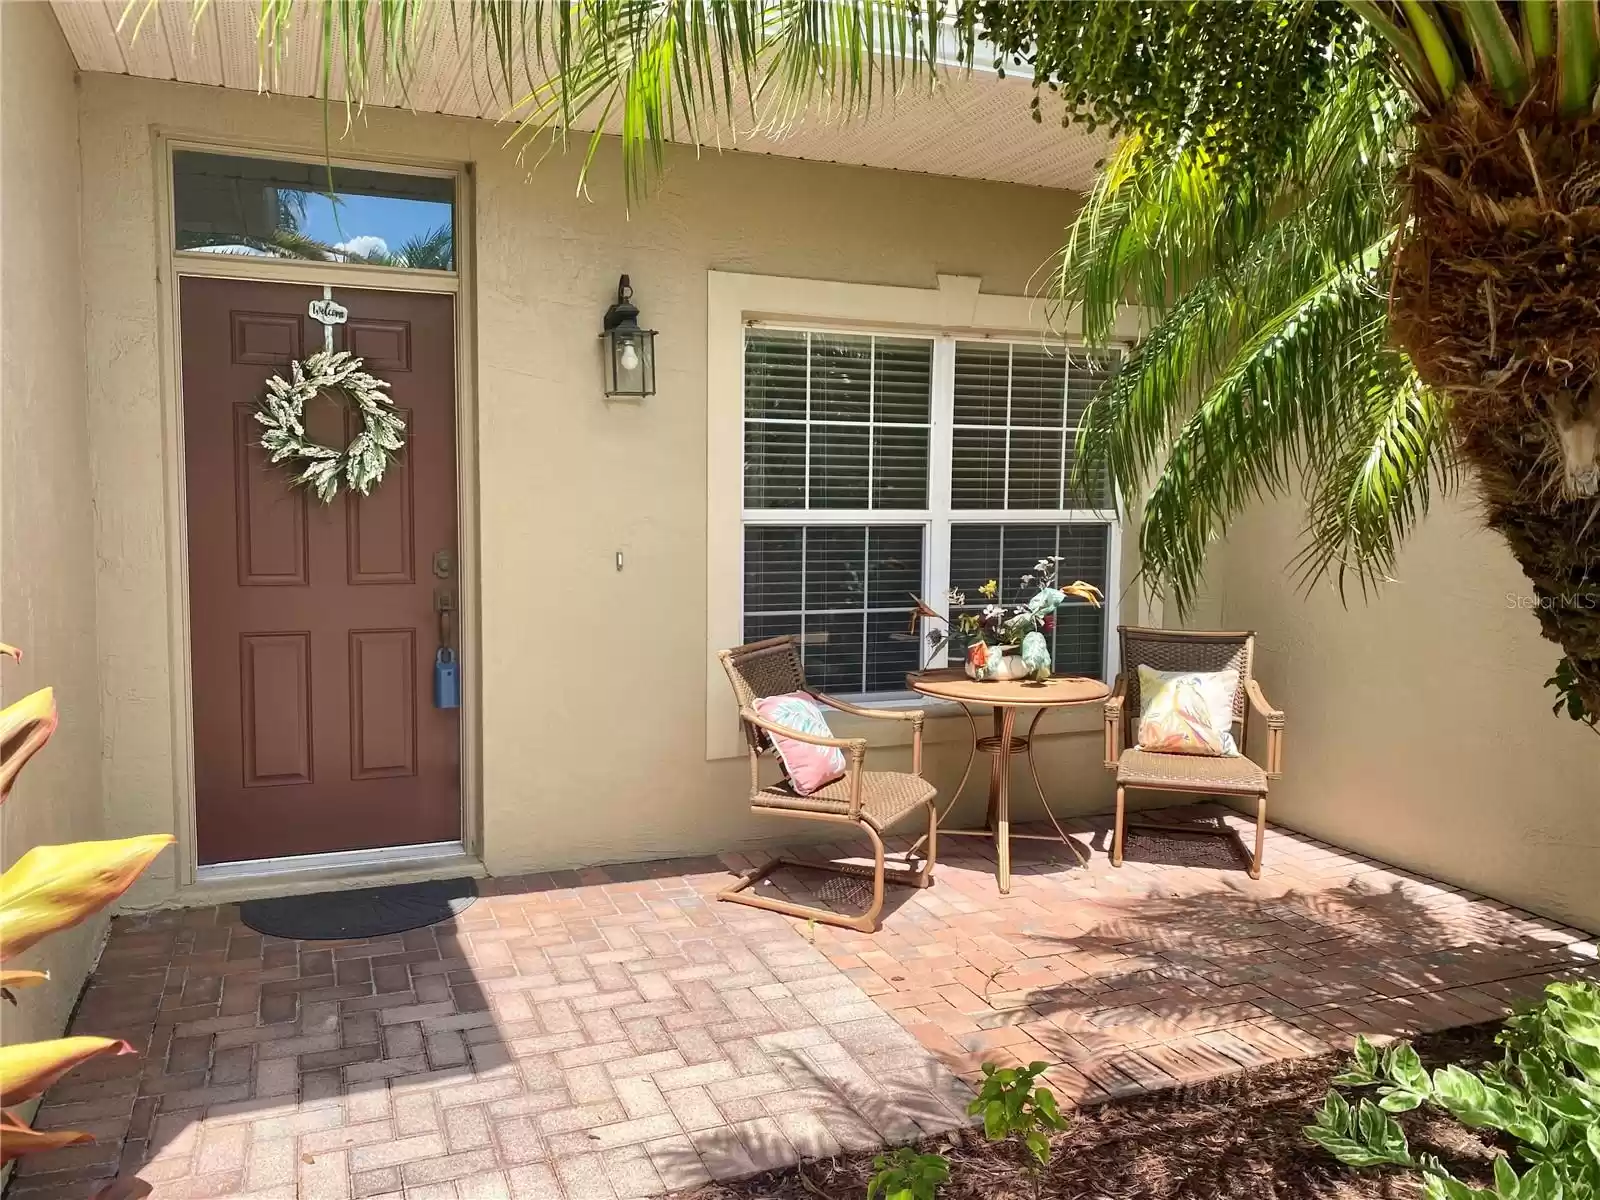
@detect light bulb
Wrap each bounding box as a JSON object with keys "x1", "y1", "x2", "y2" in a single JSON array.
[{"x1": 619, "y1": 341, "x2": 641, "y2": 372}]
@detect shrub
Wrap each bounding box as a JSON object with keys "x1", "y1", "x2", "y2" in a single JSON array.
[
  {"x1": 968, "y1": 1059, "x2": 1068, "y2": 1197},
  {"x1": 867, "y1": 1147, "x2": 950, "y2": 1200},
  {"x1": 1305, "y1": 980, "x2": 1600, "y2": 1199}
]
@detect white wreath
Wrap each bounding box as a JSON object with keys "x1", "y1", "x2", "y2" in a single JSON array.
[{"x1": 255, "y1": 350, "x2": 406, "y2": 504}]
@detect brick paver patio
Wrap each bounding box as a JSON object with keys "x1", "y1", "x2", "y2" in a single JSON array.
[
  {"x1": 11, "y1": 804, "x2": 1598, "y2": 1200},
  {"x1": 762, "y1": 803, "x2": 1600, "y2": 1104}
]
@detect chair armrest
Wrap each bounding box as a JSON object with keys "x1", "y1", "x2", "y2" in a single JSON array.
[
  {"x1": 739, "y1": 707, "x2": 868, "y2": 754},
  {"x1": 1103, "y1": 673, "x2": 1127, "y2": 769},
  {"x1": 739, "y1": 707, "x2": 869, "y2": 817},
  {"x1": 812, "y1": 694, "x2": 926, "y2": 776},
  {"x1": 1245, "y1": 679, "x2": 1285, "y2": 777},
  {"x1": 813, "y1": 693, "x2": 921, "y2": 721}
]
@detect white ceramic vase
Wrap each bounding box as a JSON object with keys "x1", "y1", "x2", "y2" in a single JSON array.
[{"x1": 964, "y1": 644, "x2": 1029, "y2": 681}]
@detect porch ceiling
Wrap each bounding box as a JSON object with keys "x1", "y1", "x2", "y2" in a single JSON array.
[{"x1": 50, "y1": 2, "x2": 1109, "y2": 192}]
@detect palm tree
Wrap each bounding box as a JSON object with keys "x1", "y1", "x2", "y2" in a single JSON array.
[
  {"x1": 139, "y1": 0, "x2": 1600, "y2": 720},
  {"x1": 985, "y1": 0, "x2": 1600, "y2": 722}
]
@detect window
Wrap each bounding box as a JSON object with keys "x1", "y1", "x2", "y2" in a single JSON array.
[
  {"x1": 742, "y1": 328, "x2": 1121, "y2": 698},
  {"x1": 173, "y1": 151, "x2": 455, "y2": 271}
]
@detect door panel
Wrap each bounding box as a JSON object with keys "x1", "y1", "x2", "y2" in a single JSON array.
[
  {"x1": 232, "y1": 405, "x2": 310, "y2": 586},
  {"x1": 182, "y1": 277, "x2": 460, "y2": 864},
  {"x1": 240, "y1": 633, "x2": 313, "y2": 788},
  {"x1": 345, "y1": 408, "x2": 416, "y2": 585},
  {"x1": 349, "y1": 628, "x2": 419, "y2": 780}
]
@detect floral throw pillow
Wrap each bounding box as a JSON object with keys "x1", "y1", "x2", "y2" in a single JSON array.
[
  {"x1": 753, "y1": 692, "x2": 847, "y2": 796},
  {"x1": 1136, "y1": 665, "x2": 1241, "y2": 757}
]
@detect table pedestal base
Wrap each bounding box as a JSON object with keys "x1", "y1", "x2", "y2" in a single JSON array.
[{"x1": 911, "y1": 702, "x2": 1089, "y2": 894}]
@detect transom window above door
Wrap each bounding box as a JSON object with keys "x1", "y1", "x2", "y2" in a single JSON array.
[
  {"x1": 742, "y1": 327, "x2": 1122, "y2": 699},
  {"x1": 172, "y1": 150, "x2": 456, "y2": 272}
]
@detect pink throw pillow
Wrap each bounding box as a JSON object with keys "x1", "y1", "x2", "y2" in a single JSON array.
[{"x1": 753, "y1": 692, "x2": 847, "y2": 796}]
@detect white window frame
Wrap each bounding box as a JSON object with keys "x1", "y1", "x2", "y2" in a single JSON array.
[{"x1": 707, "y1": 271, "x2": 1146, "y2": 760}]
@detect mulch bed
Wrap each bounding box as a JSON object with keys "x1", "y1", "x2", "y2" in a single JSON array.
[{"x1": 684, "y1": 1023, "x2": 1506, "y2": 1199}]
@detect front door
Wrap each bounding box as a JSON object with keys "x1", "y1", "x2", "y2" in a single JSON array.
[{"x1": 181, "y1": 277, "x2": 460, "y2": 865}]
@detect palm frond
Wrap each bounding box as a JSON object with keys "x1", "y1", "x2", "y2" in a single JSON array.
[
  {"x1": 1131, "y1": 239, "x2": 1406, "y2": 612},
  {"x1": 132, "y1": 2, "x2": 947, "y2": 203},
  {"x1": 1295, "y1": 367, "x2": 1455, "y2": 600},
  {"x1": 1057, "y1": 48, "x2": 1405, "y2": 343},
  {"x1": 513, "y1": 1, "x2": 943, "y2": 200},
  {"x1": 1062, "y1": 46, "x2": 1444, "y2": 613}
]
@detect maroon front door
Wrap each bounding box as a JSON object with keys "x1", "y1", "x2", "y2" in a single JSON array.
[{"x1": 181, "y1": 277, "x2": 461, "y2": 864}]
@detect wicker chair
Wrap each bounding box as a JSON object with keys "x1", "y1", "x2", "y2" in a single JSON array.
[
  {"x1": 1103, "y1": 626, "x2": 1285, "y2": 879},
  {"x1": 717, "y1": 635, "x2": 937, "y2": 933}
]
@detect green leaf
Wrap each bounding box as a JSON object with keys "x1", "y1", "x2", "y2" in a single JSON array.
[
  {"x1": 1320, "y1": 1089, "x2": 1353, "y2": 1130},
  {"x1": 1358, "y1": 1099, "x2": 1414, "y2": 1165},
  {"x1": 1559, "y1": 1010, "x2": 1600, "y2": 1049},
  {"x1": 1034, "y1": 1087, "x2": 1065, "y2": 1128},
  {"x1": 1421, "y1": 1174, "x2": 1496, "y2": 1200},
  {"x1": 1434, "y1": 1065, "x2": 1493, "y2": 1122},
  {"x1": 1306, "y1": 1123, "x2": 1409, "y2": 1169},
  {"x1": 1335, "y1": 1068, "x2": 1380, "y2": 1087},
  {"x1": 1024, "y1": 1130, "x2": 1050, "y2": 1166},
  {"x1": 1494, "y1": 1155, "x2": 1520, "y2": 1197},
  {"x1": 1379, "y1": 1088, "x2": 1427, "y2": 1113},
  {"x1": 983, "y1": 1100, "x2": 1006, "y2": 1142},
  {"x1": 1388, "y1": 1042, "x2": 1431, "y2": 1094},
  {"x1": 1519, "y1": 1161, "x2": 1562, "y2": 1200},
  {"x1": 1538, "y1": 1090, "x2": 1593, "y2": 1123}
]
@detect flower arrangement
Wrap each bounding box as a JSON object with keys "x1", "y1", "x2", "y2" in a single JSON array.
[{"x1": 910, "y1": 556, "x2": 1103, "y2": 681}]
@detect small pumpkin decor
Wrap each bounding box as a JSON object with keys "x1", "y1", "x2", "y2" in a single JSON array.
[
  {"x1": 911, "y1": 557, "x2": 1103, "y2": 682},
  {"x1": 255, "y1": 350, "x2": 405, "y2": 503}
]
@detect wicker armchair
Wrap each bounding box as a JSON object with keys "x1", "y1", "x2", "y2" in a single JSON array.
[
  {"x1": 1103, "y1": 626, "x2": 1285, "y2": 879},
  {"x1": 718, "y1": 635, "x2": 937, "y2": 932}
]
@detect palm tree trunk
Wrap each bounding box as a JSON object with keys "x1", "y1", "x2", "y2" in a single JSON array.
[{"x1": 1389, "y1": 86, "x2": 1600, "y2": 713}]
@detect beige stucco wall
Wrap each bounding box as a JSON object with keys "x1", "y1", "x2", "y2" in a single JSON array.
[
  {"x1": 68, "y1": 65, "x2": 1600, "y2": 931},
  {"x1": 0, "y1": 3, "x2": 110, "y2": 1044},
  {"x1": 78, "y1": 72, "x2": 1126, "y2": 905},
  {"x1": 1212, "y1": 492, "x2": 1600, "y2": 931}
]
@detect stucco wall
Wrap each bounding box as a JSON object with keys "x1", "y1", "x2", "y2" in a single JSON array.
[
  {"x1": 1212, "y1": 492, "x2": 1600, "y2": 931},
  {"x1": 0, "y1": 3, "x2": 109, "y2": 1043},
  {"x1": 78, "y1": 73, "x2": 1126, "y2": 904}
]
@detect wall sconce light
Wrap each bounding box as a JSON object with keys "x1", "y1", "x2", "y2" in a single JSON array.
[{"x1": 600, "y1": 275, "x2": 657, "y2": 398}]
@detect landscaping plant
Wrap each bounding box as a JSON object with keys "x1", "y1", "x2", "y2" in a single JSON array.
[
  {"x1": 968, "y1": 1060, "x2": 1068, "y2": 1196},
  {"x1": 866, "y1": 1146, "x2": 951, "y2": 1200},
  {"x1": 1305, "y1": 980, "x2": 1600, "y2": 1198},
  {"x1": 0, "y1": 644, "x2": 171, "y2": 1196}
]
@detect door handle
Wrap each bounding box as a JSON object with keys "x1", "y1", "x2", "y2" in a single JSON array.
[{"x1": 435, "y1": 586, "x2": 456, "y2": 649}]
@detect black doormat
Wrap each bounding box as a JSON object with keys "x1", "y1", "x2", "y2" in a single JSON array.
[{"x1": 238, "y1": 876, "x2": 477, "y2": 940}]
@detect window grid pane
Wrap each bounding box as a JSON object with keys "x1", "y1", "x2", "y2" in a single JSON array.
[
  {"x1": 745, "y1": 331, "x2": 932, "y2": 511},
  {"x1": 1066, "y1": 349, "x2": 1121, "y2": 508},
  {"x1": 951, "y1": 341, "x2": 1123, "y2": 511},
  {"x1": 743, "y1": 525, "x2": 925, "y2": 694}
]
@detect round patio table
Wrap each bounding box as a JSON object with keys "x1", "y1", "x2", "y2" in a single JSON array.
[{"x1": 906, "y1": 668, "x2": 1111, "y2": 894}]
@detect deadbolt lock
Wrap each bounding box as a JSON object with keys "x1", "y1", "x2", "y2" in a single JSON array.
[{"x1": 432, "y1": 549, "x2": 454, "y2": 579}]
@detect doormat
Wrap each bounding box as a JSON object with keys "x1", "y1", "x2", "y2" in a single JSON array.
[{"x1": 238, "y1": 876, "x2": 477, "y2": 940}]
